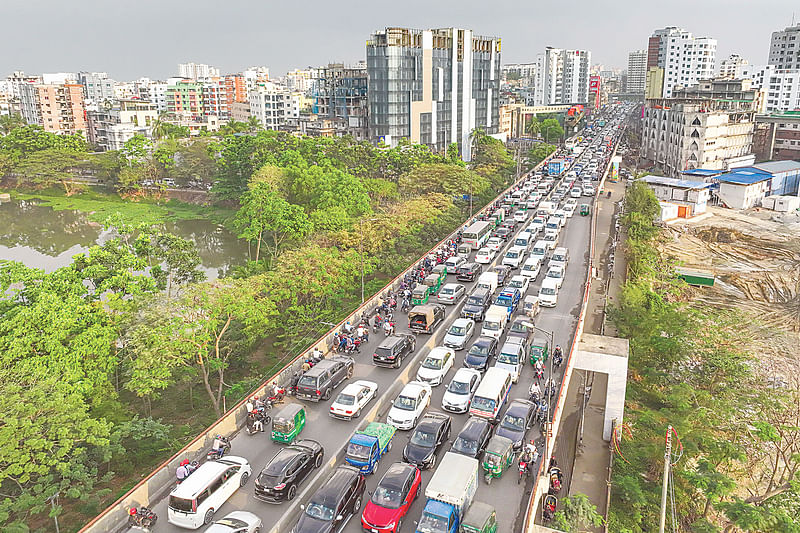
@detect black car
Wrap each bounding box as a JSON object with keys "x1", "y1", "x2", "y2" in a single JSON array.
[
  {"x1": 461, "y1": 288, "x2": 492, "y2": 322},
  {"x1": 403, "y1": 412, "x2": 452, "y2": 469},
  {"x1": 507, "y1": 317, "x2": 534, "y2": 344},
  {"x1": 463, "y1": 336, "x2": 498, "y2": 372},
  {"x1": 373, "y1": 334, "x2": 416, "y2": 368},
  {"x1": 495, "y1": 399, "x2": 537, "y2": 450},
  {"x1": 254, "y1": 439, "x2": 325, "y2": 502},
  {"x1": 294, "y1": 465, "x2": 366, "y2": 533},
  {"x1": 450, "y1": 417, "x2": 493, "y2": 458},
  {"x1": 500, "y1": 219, "x2": 516, "y2": 231},
  {"x1": 456, "y1": 262, "x2": 483, "y2": 282},
  {"x1": 489, "y1": 265, "x2": 512, "y2": 285},
  {"x1": 494, "y1": 227, "x2": 513, "y2": 241}
]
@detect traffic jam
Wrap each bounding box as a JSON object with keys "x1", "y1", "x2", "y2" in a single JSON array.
[{"x1": 145, "y1": 105, "x2": 631, "y2": 533}]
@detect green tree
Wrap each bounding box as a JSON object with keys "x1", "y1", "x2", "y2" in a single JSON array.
[
  {"x1": 527, "y1": 143, "x2": 557, "y2": 167},
  {"x1": 14, "y1": 148, "x2": 88, "y2": 194},
  {"x1": 551, "y1": 493, "x2": 604, "y2": 532},
  {"x1": 0, "y1": 113, "x2": 26, "y2": 135},
  {"x1": 526, "y1": 117, "x2": 541, "y2": 137},
  {"x1": 247, "y1": 115, "x2": 262, "y2": 132},
  {"x1": 541, "y1": 118, "x2": 565, "y2": 143}
]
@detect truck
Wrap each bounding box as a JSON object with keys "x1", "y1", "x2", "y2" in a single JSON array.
[
  {"x1": 547, "y1": 159, "x2": 565, "y2": 176},
  {"x1": 344, "y1": 422, "x2": 396, "y2": 475},
  {"x1": 417, "y1": 452, "x2": 479, "y2": 533},
  {"x1": 480, "y1": 305, "x2": 509, "y2": 339},
  {"x1": 495, "y1": 288, "x2": 521, "y2": 315}
]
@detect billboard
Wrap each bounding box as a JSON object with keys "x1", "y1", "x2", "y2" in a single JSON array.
[{"x1": 609, "y1": 156, "x2": 622, "y2": 182}]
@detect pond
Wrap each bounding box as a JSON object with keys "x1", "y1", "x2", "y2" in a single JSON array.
[{"x1": 0, "y1": 199, "x2": 248, "y2": 279}]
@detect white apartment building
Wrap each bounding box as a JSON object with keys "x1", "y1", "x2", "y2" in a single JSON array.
[
  {"x1": 534, "y1": 47, "x2": 591, "y2": 105},
  {"x1": 178, "y1": 62, "x2": 220, "y2": 80},
  {"x1": 719, "y1": 54, "x2": 749, "y2": 79},
  {"x1": 41, "y1": 72, "x2": 77, "y2": 84},
  {"x1": 243, "y1": 66, "x2": 270, "y2": 93},
  {"x1": 248, "y1": 83, "x2": 300, "y2": 130},
  {"x1": 284, "y1": 69, "x2": 315, "y2": 94},
  {"x1": 647, "y1": 27, "x2": 716, "y2": 98},
  {"x1": 740, "y1": 64, "x2": 800, "y2": 112},
  {"x1": 626, "y1": 50, "x2": 647, "y2": 94},
  {"x1": 768, "y1": 24, "x2": 800, "y2": 69},
  {"x1": 134, "y1": 78, "x2": 169, "y2": 112},
  {"x1": 502, "y1": 63, "x2": 537, "y2": 87},
  {"x1": 78, "y1": 72, "x2": 116, "y2": 108}
]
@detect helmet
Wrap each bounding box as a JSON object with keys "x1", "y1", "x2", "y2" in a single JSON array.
[
  {"x1": 180, "y1": 459, "x2": 190, "y2": 466},
  {"x1": 129, "y1": 508, "x2": 137, "y2": 516}
]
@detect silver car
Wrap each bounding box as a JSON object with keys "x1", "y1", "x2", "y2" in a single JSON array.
[{"x1": 437, "y1": 283, "x2": 466, "y2": 305}]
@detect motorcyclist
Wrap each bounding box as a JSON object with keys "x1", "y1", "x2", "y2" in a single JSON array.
[
  {"x1": 383, "y1": 320, "x2": 395, "y2": 336},
  {"x1": 529, "y1": 382, "x2": 541, "y2": 402},
  {"x1": 312, "y1": 347, "x2": 324, "y2": 362},
  {"x1": 176, "y1": 460, "x2": 190, "y2": 483},
  {"x1": 212, "y1": 435, "x2": 228, "y2": 455},
  {"x1": 553, "y1": 344, "x2": 563, "y2": 366},
  {"x1": 534, "y1": 359, "x2": 544, "y2": 378}
]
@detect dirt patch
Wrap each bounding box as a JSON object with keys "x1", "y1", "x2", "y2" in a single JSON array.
[{"x1": 660, "y1": 207, "x2": 800, "y2": 341}]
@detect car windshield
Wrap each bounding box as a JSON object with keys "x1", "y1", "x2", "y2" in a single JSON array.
[
  {"x1": 410, "y1": 429, "x2": 436, "y2": 447},
  {"x1": 448, "y1": 380, "x2": 470, "y2": 395},
  {"x1": 506, "y1": 251, "x2": 519, "y2": 258},
  {"x1": 372, "y1": 486, "x2": 404, "y2": 509},
  {"x1": 467, "y1": 296, "x2": 483, "y2": 306},
  {"x1": 394, "y1": 395, "x2": 417, "y2": 410},
  {"x1": 298, "y1": 376, "x2": 316, "y2": 388},
  {"x1": 418, "y1": 512, "x2": 449, "y2": 533},
  {"x1": 422, "y1": 356, "x2": 444, "y2": 369},
  {"x1": 346, "y1": 442, "x2": 372, "y2": 460},
  {"x1": 305, "y1": 502, "x2": 336, "y2": 521},
  {"x1": 452, "y1": 437, "x2": 479, "y2": 455},
  {"x1": 501, "y1": 414, "x2": 526, "y2": 431},
  {"x1": 448, "y1": 325, "x2": 466, "y2": 335},
  {"x1": 541, "y1": 287, "x2": 556, "y2": 296},
  {"x1": 510, "y1": 322, "x2": 527, "y2": 334},
  {"x1": 469, "y1": 344, "x2": 489, "y2": 356},
  {"x1": 471, "y1": 396, "x2": 496, "y2": 413},
  {"x1": 498, "y1": 351, "x2": 519, "y2": 364},
  {"x1": 440, "y1": 288, "x2": 453, "y2": 295},
  {"x1": 335, "y1": 393, "x2": 355, "y2": 406},
  {"x1": 509, "y1": 279, "x2": 523, "y2": 289},
  {"x1": 548, "y1": 270, "x2": 562, "y2": 279}
]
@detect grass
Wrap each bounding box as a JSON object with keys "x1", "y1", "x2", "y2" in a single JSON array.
[{"x1": 12, "y1": 187, "x2": 236, "y2": 227}]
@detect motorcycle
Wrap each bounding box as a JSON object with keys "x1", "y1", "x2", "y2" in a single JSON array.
[
  {"x1": 245, "y1": 410, "x2": 270, "y2": 435},
  {"x1": 207, "y1": 435, "x2": 231, "y2": 460},
  {"x1": 176, "y1": 460, "x2": 199, "y2": 484},
  {"x1": 128, "y1": 507, "x2": 158, "y2": 530},
  {"x1": 383, "y1": 321, "x2": 395, "y2": 337}
]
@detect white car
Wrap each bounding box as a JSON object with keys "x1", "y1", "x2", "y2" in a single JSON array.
[
  {"x1": 530, "y1": 218, "x2": 545, "y2": 234},
  {"x1": 553, "y1": 210, "x2": 568, "y2": 225},
  {"x1": 502, "y1": 246, "x2": 526, "y2": 269},
  {"x1": 437, "y1": 283, "x2": 466, "y2": 304},
  {"x1": 520, "y1": 258, "x2": 542, "y2": 280},
  {"x1": 329, "y1": 380, "x2": 378, "y2": 420},
  {"x1": 507, "y1": 275, "x2": 531, "y2": 296},
  {"x1": 417, "y1": 346, "x2": 456, "y2": 385},
  {"x1": 543, "y1": 230, "x2": 558, "y2": 246},
  {"x1": 563, "y1": 203, "x2": 576, "y2": 217},
  {"x1": 546, "y1": 265, "x2": 566, "y2": 289},
  {"x1": 513, "y1": 210, "x2": 529, "y2": 223},
  {"x1": 204, "y1": 511, "x2": 262, "y2": 533},
  {"x1": 443, "y1": 319, "x2": 476, "y2": 351},
  {"x1": 445, "y1": 255, "x2": 467, "y2": 272},
  {"x1": 441, "y1": 368, "x2": 482, "y2": 414},
  {"x1": 475, "y1": 247, "x2": 497, "y2": 264},
  {"x1": 387, "y1": 381, "x2": 432, "y2": 430},
  {"x1": 570, "y1": 187, "x2": 582, "y2": 198},
  {"x1": 486, "y1": 237, "x2": 503, "y2": 252},
  {"x1": 583, "y1": 185, "x2": 595, "y2": 196}
]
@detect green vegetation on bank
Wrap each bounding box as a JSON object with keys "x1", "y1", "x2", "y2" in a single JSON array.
[
  {"x1": 0, "y1": 122, "x2": 517, "y2": 531},
  {"x1": 608, "y1": 183, "x2": 800, "y2": 532}
]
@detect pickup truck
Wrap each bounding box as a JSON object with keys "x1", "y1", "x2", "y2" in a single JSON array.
[
  {"x1": 416, "y1": 452, "x2": 479, "y2": 533},
  {"x1": 480, "y1": 305, "x2": 509, "y2": 340},
  {"x1": 344, "y1": 422, "x2": 396, "y2": 475}
]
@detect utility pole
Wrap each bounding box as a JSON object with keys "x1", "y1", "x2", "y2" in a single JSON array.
[{"x1": 659, "y1": 425, "x2": 673, "y2": 533}]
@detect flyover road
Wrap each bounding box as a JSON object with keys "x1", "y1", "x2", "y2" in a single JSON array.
[{"x1": 143, "y1": 130, "x2": 609, "y2": 533}]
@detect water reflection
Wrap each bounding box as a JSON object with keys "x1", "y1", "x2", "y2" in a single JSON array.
[{"x1": 0, "y1": 200, "x2": 247, "y2": 279}]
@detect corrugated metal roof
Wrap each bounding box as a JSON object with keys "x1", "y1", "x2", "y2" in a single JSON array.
[
  {"x1": 749, "y1": 160, "x2": 800, "y2": 173},
  {"x1": 717, "y1": 171, "x2": 771, "y2": 185},
  {"x1": 680, "y1": 168, "x2": 723, "y2": 177},
  {"x1": 639, "y1": 175, "x2": 712, "y2": 189}
]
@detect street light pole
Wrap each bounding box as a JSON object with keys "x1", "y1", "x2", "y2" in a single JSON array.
[{"x1": 359, "y1": 218, "x2": 379, "y2": 305}]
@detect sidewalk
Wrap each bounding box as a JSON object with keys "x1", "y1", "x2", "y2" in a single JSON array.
[{"x1": 555, "y1": 176, "x2": 629, "y2": 530}]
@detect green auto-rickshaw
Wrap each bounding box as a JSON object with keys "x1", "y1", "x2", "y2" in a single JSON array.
[
  {"x1": 529, "y1": 336, "x2": 549, "y2": 365},
  {"x1": 482, "y1": 435, "x2": 514, "y2": 484},
  {"x1": 411, "y1": 284, "x2": 432, "y2": 306},
  {"x1": 424, "y1": 272, "x2": 444, "y2": 294},
  {"x1": 432, "y1": 264, "x2": 447, "y2": 279},
  {"x1": 271, "y1": 403, "x2": 306, "y2": 444},
  {"x1": 460, "y1": 502, "x2": 498, "y2": 533},
  {"x1": 579, "y1": 204, "x2": 590, "y2": 216}
]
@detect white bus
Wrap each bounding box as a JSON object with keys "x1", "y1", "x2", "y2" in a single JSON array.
[{"x1": 462, "y1": 221, "x2": 493, "y2": 249}]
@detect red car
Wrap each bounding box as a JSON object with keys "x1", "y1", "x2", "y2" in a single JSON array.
[{"x1": 361, "y1": 462, "x2": 421, "y2": 533}]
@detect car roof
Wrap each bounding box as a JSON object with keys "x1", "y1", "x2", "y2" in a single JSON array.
[
  {"x1": 474, "y1": 336, "x2": 496, "y2": 347},
  {"x1": 402, "y1": 381, "x2": 429, "y2": 395},
  {"x1": 451, "y1": 318, "x2": 472, "y2": 327},
  {"x1": 171, "y1": 457, "x2": 247, "y2": 498},
  {"x1": 379, "y1": 336, "x2": 405, "y2": 348},
  {"x1": 378, "y1": 463, "x2": 417, "y2": 490},
  {"x1": 442, "y1": 283, "x2": 460, "y2": 289},
  {"x1": 262, "y1": 447, "x2": 304, "y2": 474},
  {"x1": 459, "y1": 417, "x2": 490, "y2": 438},
  {"x1": 340, "y1": 381, "x2": 371, "y2": 395},
  {"x1": 453, "y1": 368, "x2": 480, "y2": 381},
  {"x1": 311, "y1": 466, "x2": 360, "y2": 505},
  {"x1": 419, "y1": 412, "x2": 450, "y2": 430}
]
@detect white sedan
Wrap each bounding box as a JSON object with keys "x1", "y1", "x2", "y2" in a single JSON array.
[
  {"x1": 546, "y1": 265, "x2": 566, "y2": 289},
  {"x1": 387, "y1": 381, "x2": 432, "y2": 430},
  {"x1": 563, "y1": 203, "x2": 576, "y2": 218},
  {"x1": 329, "y1": 380, "x2": 378, "y2": 420},
  {"x1": 507, "y1": 274, "x2": 531, "y2": 296},
  {"x1": 475, "y1": 247, "x2": 497, "y2": 264},
  {"x1": 441, "y1": 368, "x2": 482, "y2": 414},
  {"x1": 204, "y1": 511, "x2": 262, "y2": 533},
  {"x1": 417, "y1": 346, "x2": 456, "y2": 385},
  {"x1": 486, "y1": 237, "x2": 504, "y2": 252}
]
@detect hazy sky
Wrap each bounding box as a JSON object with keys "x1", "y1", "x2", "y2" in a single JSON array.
[{"x1": 1, "y1": 0, "x2": 797, "y2": 80}]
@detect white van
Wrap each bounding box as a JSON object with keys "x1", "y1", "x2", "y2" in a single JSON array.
[
  {"x1": 550, "y1": 247, "x2": 570, "y2": 270},
  {"x1": 502, "y1": 246, "x2": 527, "y2": 269},
  {"x1": 494, "y1": 341, "x2": 525, "y2": 383},
  {"x1": 476, "y1": 271, "x2": 499, "y2": 295},
  {"x1": 546, "y1": 216, "x2": 562, "y2": 233},
  {"x1": 481, "y1": 304, "x2": 509, "y2": 339},
  {"x1": 539, "y1": 201, "x2": 556, "y2": 215},
  {"x1": 538, "y1": 277, "x2": 559, "y2": 307},
  {"x1": 520, "y1": 257, "x2": 542, "y2": 280},
  {"x1": 168, "y1": 456, "x2": 252, "y2": 528},
  {"x1": 469, "y1": 367, "x2": 513, "y2": 422},
  {"x1": 513, "y1": 231, "x2": 533, "y2": 253},
  {"x1": 531, "y1": 240, "x2": 549, "y2": 262}
]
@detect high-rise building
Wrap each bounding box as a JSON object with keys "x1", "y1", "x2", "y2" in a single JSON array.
[
  {"x1": 626, "y1": 50, "x2": 647, "y2": 94},
  {"x1": 641, "y1": 79, "x2": 757, "y2": 174},
  {"x1": 178, "y1": 62, "x2": 220, "y2": 80},
  {"x1": 248, "y1": 82, "x2": 300, "y2": 130},
  {"x1": 588, "y1": 75, "x2": 601, "y2": 109},
  {"x1": 646, "y1": 27, "x2": 716, "y2": 98},
  {"x1": 740, "y1": 64, "x2": 800, "y2": 112},
  {"x1": 534, "y1": 47, "x2": 591, "y2": 106},
  {"x1": 719, "y1": 54, "x2": 749, "y2": 79},
  {"x1": 502, "y1": 63, "x2": 537, "y2": 87},
  {"x1": 312, "y1": 63, "x2": 369, "y2": 140},
  {"x1": 78, "y1": 72, "x2": 116, "y2": 108},
  {"x1": 768, "y1": 23, "x2": 800, "y2": 69},
  {"x1": 284, "y1": 68, "x2": 315, "y2": 94},
  {"x1": 366, "y1": 27, "x2": 501, "y2": 161},
  {"x1": 243, "y1": 66, "x2": 270, "y2": 93},
  {"x1": 18, "y1": 82, "x2": 87, "y2": 136},
  {"x1": 166, "y1": 81, "x2": 204, "y2": 118},
  {"x1": 134, "y1": 78, "x2": 169, "y2": 112}
]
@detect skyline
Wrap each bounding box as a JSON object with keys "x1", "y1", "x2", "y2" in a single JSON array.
[{"x1": 1, "y1": 0, "x2": 797, "y2": 80}]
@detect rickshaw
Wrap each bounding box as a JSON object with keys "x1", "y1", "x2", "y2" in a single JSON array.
[
  {"x1": 579, "y1": 203, "x2": 590, "y2": 216},
  {"x1": 424, "y1": 272, "x2": 444, "y2": 294},
  {"x1": 431, "y1": 264, "x2": 447, "y2": 280},
  {"x1": 481, "y1": 435, "x2": 515, "y2": 485},
  {"x1": 411, "y1": 284, "x2": 432, "y2": 306},
  {"x1": 549, "y1": 466, "x2": 563, "y2": 494},
  {"x1": 522, "y1": 295, "x2": 540, "y2": 319},
  {"x1": 542, "y1": 494, "x2": 558, "y2": 523},
  {"x1": 460, "y1": 501, "x2": 498, "y2": 533},
  {"x1": 529, "y1": 336, "x2": 549, "y2": 365},
  {"x1": 271, "y1": 403, "x2": 306, "y2": 444}
]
